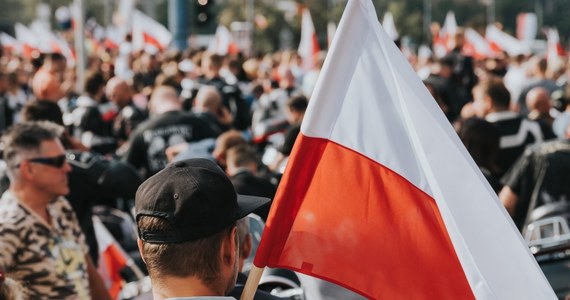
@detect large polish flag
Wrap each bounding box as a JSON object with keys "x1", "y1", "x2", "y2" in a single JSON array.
[
  {"x1": 298, "y1": 7, "x2": 320, "y2": 71},
  {"x1": 253, "y1": 0, "x2": 555, "y2": 299}
]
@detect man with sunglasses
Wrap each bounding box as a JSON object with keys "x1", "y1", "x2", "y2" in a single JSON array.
[{"x1": 0, "y1": 121, "x2": 111, "y2": 299}]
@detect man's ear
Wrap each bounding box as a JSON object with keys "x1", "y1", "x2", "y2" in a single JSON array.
[
  {"x1": 484, "y1": 95, "x2": 494, "y2": 111},
  {"x1": 137, "y1": 239, "x2": 147, "y2": 265},
  {"x1": 18, "y1": 161, "x2": 35, "y2": 181},
  {"x1": 241, "y1": 234, "x2": 252, "y2": 260},
  {"x1": 221, "y1": 227, "x2": 238, "y2": 267}
]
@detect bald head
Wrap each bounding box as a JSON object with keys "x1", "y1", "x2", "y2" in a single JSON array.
[
  {"x1": 526, "y1": 87, "x2": 551, "y2": 114},
  {"x1": 194, "y1": 85, "x2": 222, "y2": 113},
  {"x1": 149, "y1": 85, "x2": 182, "y2": 114},
  {"x1": 106, "y1": 77, "x2": 132, "y2": 108}
]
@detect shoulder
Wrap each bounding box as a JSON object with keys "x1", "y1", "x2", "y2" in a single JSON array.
[{"x1": 0, "y1": 192, "x2": 27, "y2": 223}]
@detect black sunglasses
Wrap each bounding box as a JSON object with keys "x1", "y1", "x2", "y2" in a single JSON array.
[{"x1": 18, "y1": 154, "x2": 67, "y2": 168}]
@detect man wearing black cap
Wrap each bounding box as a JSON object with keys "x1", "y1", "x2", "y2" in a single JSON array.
[{"x1": 135, "y1": 158, "x2": 270, "y2": 299}]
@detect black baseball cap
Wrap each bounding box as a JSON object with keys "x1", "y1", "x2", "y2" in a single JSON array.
[{"x1": 135, "y1": 158, "x2": 271, "y2": 244}]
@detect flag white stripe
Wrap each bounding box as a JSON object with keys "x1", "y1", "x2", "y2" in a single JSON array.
[{"x1": 303, "y1": 0, "x2": 555, "y2": 298}]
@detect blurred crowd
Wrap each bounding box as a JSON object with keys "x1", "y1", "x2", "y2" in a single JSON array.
[{"x1": 0, "y1": 26, "x2": 569, "y2": 298}]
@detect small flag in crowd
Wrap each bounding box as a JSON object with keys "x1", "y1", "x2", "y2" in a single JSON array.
[
  {"x1": 93, "y1": 216, "x2": 129, "y2": 299},
  {"x1": 298, "y1": 7, "x2": 320, "y2": 71}
]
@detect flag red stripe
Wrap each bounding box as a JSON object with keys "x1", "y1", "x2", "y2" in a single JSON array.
[
  {"x1": 256, "y1": 134, "x2": 474, "y2": 299},
  {"x1": 143, "y1": 32, "x2": 164, "y2": 49}
]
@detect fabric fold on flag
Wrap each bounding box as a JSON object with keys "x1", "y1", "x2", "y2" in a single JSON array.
[{"x1": 254, "y1": 0, "x2": 556, "y2": 299}]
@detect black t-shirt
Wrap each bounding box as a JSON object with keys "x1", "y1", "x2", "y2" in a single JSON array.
[
  {"x1": 113, "y1": 102, "x2": 148, "y2": 142},
  {"x1": 123, "y1": 110, "x2": 218, "y2": 178},
  {"x1": 200, "y1": 76, "x2": 251, "y2": 130},
  {"x1": 489, "y1": 113, "x2": 545, "y2": 177},
  {"x1": 279, "y1": 123, "x2": 301, "y2": 156},
  {"x1": 502, "y1": 140, "x2": 570, "y2": 230}
]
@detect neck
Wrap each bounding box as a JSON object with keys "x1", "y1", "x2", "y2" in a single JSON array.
[
  {"x1": 10, "y1": 182, "x2": 53, "y2": 223},
  {"x1": 151, "y1": 275, "x2": 224, "y2": 299}
]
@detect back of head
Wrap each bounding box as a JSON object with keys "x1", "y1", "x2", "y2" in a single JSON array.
[
  {"x1": 287, "y1": 95, "x2": 308, "y2": 114},
  {"x1": 457, "y1": 117, "x2": 500, "y2": 171},
  {"x1": 137, "y1": 215, "x2": 232, "y2": 284},
  {"x1": 149, "y1": 85, "x2": 181, "y2": 114},
  {"x1": 44, "y1": 53, "x2": 67, "y2": 71},
  {"x1": 226, "y1": 144, "x2": 259, "y2": 175},
  {"x1": 194, "y1": 85, "x2": 222, "y2": 113},
  {"x1": 202, "y1": 52, "x2": 224, "y2": 77},
  {"x1": 213, "y1": 130, "x2": 247, "y2": 167},
  {"x1": 135, "y1": 159, "x2": 270, "y2": 295},
  {"x1": 84, "y1": 72, "x2": 105, "y2": 98},
  {"x1": 105, "y1": 77, "x2": 132, "y2": 107},
  {"x1": 526, "y1": 87, "x2": 551, "y2": 113},
  {"x1": 20, "y1": 101, "x2": 64, "y2": 126},
  {"x1": 474, "y1": 77, "x2": 511, "y2": 110}
]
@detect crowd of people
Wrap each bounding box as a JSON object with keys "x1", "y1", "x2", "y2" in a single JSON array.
[{"x1": 0, "y1": 24, "x2": 569, "y2": 298}]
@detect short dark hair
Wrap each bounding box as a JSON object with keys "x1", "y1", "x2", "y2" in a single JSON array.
[
  {"x1": 226, "y1": 144, "x2": 259, "y2": 169},
  {"x1": 84, "y1": 72, "x2": 105, "y2": 97},
  {"x1": 21, "y1": 101, "x2": 64, "y2": 126},
  {"x1": 138, "y1": 215, "x2": 236, "y2": 287},
  {"x1": 474, "y1": 77, "x2": 511, "y2": 109},
  {"x1": 1, "y1": 121, "x2": 64, "y2": 173},
  {"x1": 287, "y1": 95, "x2": 308, "y2": 113}
]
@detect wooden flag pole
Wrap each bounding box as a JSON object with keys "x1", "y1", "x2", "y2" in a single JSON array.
[{"x1": 239, "y1": 266, "x2": 264, "y2": 300}]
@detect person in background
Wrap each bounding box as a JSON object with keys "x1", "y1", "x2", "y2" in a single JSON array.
[
  {"x1": 122, "y1": 85, "x2": 218, "y2": 178},
  {"x1": 456, "y1": 117, "x2": 502, "y2": 193},
  {"x1": 135, "y1": 158, "x2": 270, "y2": 299},
  {"x1": 0, "y1": 121, "x2": 110, "y2": 299},
  {"x1": 31, "y1": 53, "x2": 72, "y2": 103},
  {"x1": 552, "y1": 87, "x2": 570, "y2": 139},
  {"x1": 105, "y1": 77, "x2": 147, "y2": 147},
  {"x1": 226, "y1": 144, "x2": 276, "y2": 220},
  {"x1": 471, "y1": 77, "x2": 547, "y2": 177},
  {"x1": 270, "y1": 95, "x2": 308, "y2": 172},
  {"x1": 525, "y1": 87, "x2": 555, "y2": 128},
  {"x1": 499, "y1": 123, "x2": 570, "y2": 231}
]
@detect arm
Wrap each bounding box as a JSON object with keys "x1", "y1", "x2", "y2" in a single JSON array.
[
  {"x1": 86, "y1": 255, "x2": 112, "y2": 300},
  {"x1": 499, "y1": 186, "x2": 519, "y2": 216}
]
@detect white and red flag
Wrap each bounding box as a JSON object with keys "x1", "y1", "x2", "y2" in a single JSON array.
[
  {"x1": 516, "y1": 13, "x2": 538, "y2": 43},
  {"x1": 132, "y1": 10, "x2": 172, "y2": 51},
  {"x1": 298, "y1": 7, "x2": 320, "y2": 71},
  {"x1": 486, "y1": 24, "x2": 531, "y2": 57},
  {"x1": 93, "y1": 216, "x2": 129, "y2": 300},
  {"x1": 546, "y1": 27, "x2": 566, "y2": 71},
  {"x1": 0, "y1": 32, "x2": 21, "y2": 54},
  {"x1": 208, "y1": 25, "x2": 239, "y2": 56},
  {"x1": 433, "y1": 11, "x2": 457, "y2": 57},
  {"x1": 253, "y1": 0, "x2": 555, "y2": 299},
  {"x1": 14, "y1": 23, "x2": 40, "y2": 58},
  {"x1": 464, "y1": 27, "x2": 498, "y2": 59}
]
